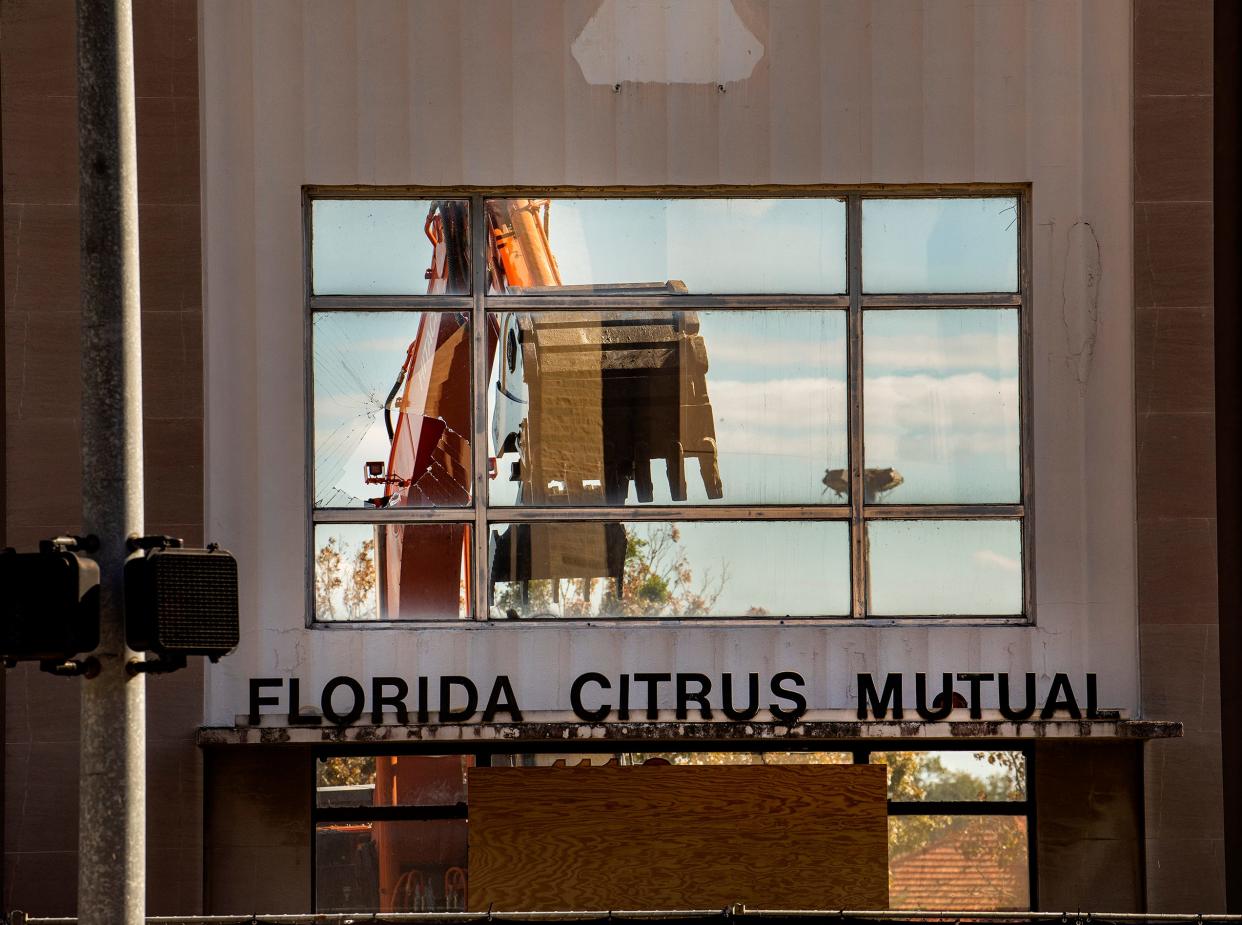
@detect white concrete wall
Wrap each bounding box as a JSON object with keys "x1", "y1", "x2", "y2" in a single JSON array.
[{"x1": 200, "y1": 0, "x2": 1134, "y2": 725}]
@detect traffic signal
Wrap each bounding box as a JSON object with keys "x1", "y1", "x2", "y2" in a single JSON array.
[
  {"x1": 125, "y1": 542, "x2": 240, "y2": 668},
  {"x1": 0, "y1": 540, "x2": 101, "y2": 665}
]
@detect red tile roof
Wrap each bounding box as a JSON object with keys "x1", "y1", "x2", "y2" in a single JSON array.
[{"x1": 890, "y1": 821, "x2": 1029, "y2": 911}]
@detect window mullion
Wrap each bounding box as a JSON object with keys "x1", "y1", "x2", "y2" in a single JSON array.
[
  {"x1": 847, "y1": 194, "x2": 867, "y2": 620},
  {"x1": 862, "y1": 504, "x2": 1024, "y2": 520},
  {"x1": 471, "y1": 195, "x2": 489, "y2": 621}
]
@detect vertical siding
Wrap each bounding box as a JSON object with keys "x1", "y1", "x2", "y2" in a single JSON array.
[
  {"x1": 973, "y1": 1, "x2": 1027, "y2": 179},
  {"x1": 357, "y1": 0, "x2": 412, "y2": 183},
  {"x1": 767, "y1": 1, "x2": 820, "y2": 183},
  {"x1": 820, "y1": 2, "x2": 870, "y2": 182},
  {"x1": 201, "y1": 0, "x2": 1137, "y2": 727},
  {"x1": 511, "y1": 1, "x2": 569, "y2": 184},
  {"x1": 408, "y1": 0, "x2": 464, "y2": 185},
  {"x1": 201, "y1": 0, "x2": 259, "y2": 724},
  {"x1": 868, "y1": 0, "x2": 924, "y2": 181},
  {"x1": 922, "y1": 3, "x2": 973, "y2": 180}
]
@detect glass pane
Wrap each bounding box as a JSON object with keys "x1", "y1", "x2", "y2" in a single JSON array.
[
  {"x1": 485, "y1": 198, "x2": 846, "y2": 294},
  {"x1": 628, "y1": 751, "x2": 854, "y2": 766},
  {"x1": 316, "y1": 756, "x2": 473, "y2": 808},
  {"x1": 490, "y1": 753, "x2": 628, "y2": 768},
  {"x1": 889, "y1": 816, "x2": 1029, "y2": 911},
  {"x1": 313, "y1": 312, "x2": 471, "y2": 508},
  {"x1": 870, "y1": 751, "x2": 1026, "y2": 802},
  {"x1": 488, "y1": 520, "x2": 850, "y2": 619},
  {"x1": 311, "y1": 199, "x2": 470, "y2": 295},
  {"x1": 489, "y1": 311, "x2": 848, "y2": 506},
  {"x1": 314, "y1": 523, "x2": 470, "y2": 622},
  {"x1": 862, "y1": 197, "x2": 1018, "y2": 293},
  {"x1": 493, "y1": 751, "x2": 853, "y2": 767},
  {"x1": 863, "y1": 309, "x2": 1019, "y2": 504},
  {"x1": 316, "y1": 819, "x2": 468, "y2": 912},
  {"x1": 867, "y1": 520, "x2": 1022, "y2": 616}
]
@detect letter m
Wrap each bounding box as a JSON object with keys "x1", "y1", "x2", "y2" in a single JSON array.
[{"x1": 857, "y1": 673, "x2": 903, "y2": 719}]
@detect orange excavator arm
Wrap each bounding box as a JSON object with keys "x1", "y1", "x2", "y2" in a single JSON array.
[
  {"x1": 371, "y1": 198, "x2": 722, "y2": 618},
  {"x1": 371, "y1": 198, "x2": 556, "y2": 508},
  {"x1": 485, "y1": 198, "x2": 562, "y2": 291}
]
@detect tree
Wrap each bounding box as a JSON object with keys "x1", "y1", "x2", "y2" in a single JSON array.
[
  {"x1": 494, "y1": 524, "x2": 728, "y2": 618},
  {"x1": 602, "y1": 525, "x2": 727, "y2": 617},
  {"x1": 885, "y1": 749, "x2": 1028, "y2": 889},
  {"x1": 318, "y1": 755, "x2": 375, "y2": 788},
  {"x1": 315, "y1": 535, "x2": 378, "y2": 621},
  {"x1": 314, "y1": 537, "x2": 344, "y2": 619},
  {"x1": 624, "y1": 750, "x2": 852, "y2": 767},
  {"x1": 342, "y1": 538, "x2": 377, "y2": 619}
]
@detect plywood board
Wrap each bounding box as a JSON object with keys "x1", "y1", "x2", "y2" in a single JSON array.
[{"x1": 467, "y1": 764, "x2": 888, "y2": 911}]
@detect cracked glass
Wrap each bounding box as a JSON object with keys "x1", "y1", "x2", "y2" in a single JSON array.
[
  {"x1": 862, "y1": 197, "x2": 1018, "y2": 293},
  {"x1": 312, "y1": 199, "x2": 471, "y2": 295},
  {"x1": 308, "y1": 191, "x2": 1028, "y2": 623},
  {"x1": 313, "y1": 312, "x2": 472, "y2": 509}
]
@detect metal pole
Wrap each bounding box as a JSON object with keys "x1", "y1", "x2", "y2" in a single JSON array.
[
  {"x1": 1, "y1": 28, "x2": 8, "y2": 916},
  {"x1": 76, "y1": 1, "x2": 146, "y2": 924}
]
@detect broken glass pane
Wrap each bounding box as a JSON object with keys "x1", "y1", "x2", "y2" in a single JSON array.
[
  {"x1": 312, "y1": 199, "x2": 470, "y2": 295},
  {"x1": 313, "y1": 523, "x2": 470, "y2": 622},
  {"x1": 488, "y1": 520, "x2": 849, "y2": 619},
  {"x1": 313, "y1": 311, "x2": 471, "y2": 509},
  {"x1": 862, "y1": 197, "x2": 1019, "y2": 293},
  {"x1": 866, "y1": 520, "x2": 1023, "y2": 616},
  {"x1": 863, "y1": 309, "x2": 1020, "y2": 504},
  {"x1": 484, "y1": 198, "x2": 846, "y2": 294},
  {"x1": 488, "y1": 310, "x2": 848, "y2": 506}
]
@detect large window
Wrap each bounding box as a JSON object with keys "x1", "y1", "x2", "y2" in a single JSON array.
[{"x1": 308, "y1": 190, "x2": 1028, "y2": 622}]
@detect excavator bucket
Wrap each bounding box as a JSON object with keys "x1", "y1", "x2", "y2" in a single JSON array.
[{"x1": 495, "y1": 309, "x2": 723, "y2": 505}]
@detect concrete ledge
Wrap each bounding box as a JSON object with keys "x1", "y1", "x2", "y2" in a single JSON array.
[{"x1": 197, "y1": 718, "x2": 1183, "y2": 747}]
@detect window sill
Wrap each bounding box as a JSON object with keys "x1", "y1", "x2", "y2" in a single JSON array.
[{"x1": 199, "y1": 717, "x2": 1180, "y2": 747}]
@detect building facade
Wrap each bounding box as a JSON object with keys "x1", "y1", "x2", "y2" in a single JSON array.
[{"x1": 2, "y1": 0, "x2": 1236, "y2": 916}]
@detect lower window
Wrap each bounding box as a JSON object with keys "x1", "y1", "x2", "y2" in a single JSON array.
[{"x1": 312, "y1": 746, "x2": 1032, "y2": 912}]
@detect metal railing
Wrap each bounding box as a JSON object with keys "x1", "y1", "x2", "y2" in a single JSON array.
[{"x1": 10, "y1": 911, "x2": 1242, "y2": 925}]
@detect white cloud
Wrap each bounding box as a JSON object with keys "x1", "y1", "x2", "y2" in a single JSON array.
[
  {"x1": 973, "y1": 549, "x2": 1021, "y2": 573},
  {"x1": 708, "y1": 337, "x2": 846, "y2": 371},
  {"x1": 707, "y1": 377, "x2": 847, "y2": 457},
  {"x1": 865, "y1": 331, "x2": 1018, "y2": 375},
  {"x1": 864, "y1": 372, "x2": 1019, "y2": 460}
]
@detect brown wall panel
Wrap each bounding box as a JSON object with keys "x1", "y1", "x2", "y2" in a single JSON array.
[
  {"x1": 203, "y1": 746, "x2": 313, "y2": 914},
  {"x1": 467, "y1": 764, "x2": 888, "y2": 912},
  {"x1": 1, "y1": 0, "x2": 204, "y2": 913},
  {"x1": 1132, "y1": 0, "x2": 1225, "y2": 911},
  {"x1": 1035, "y1": 741, "x2": 1144, "y2": 911}
]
